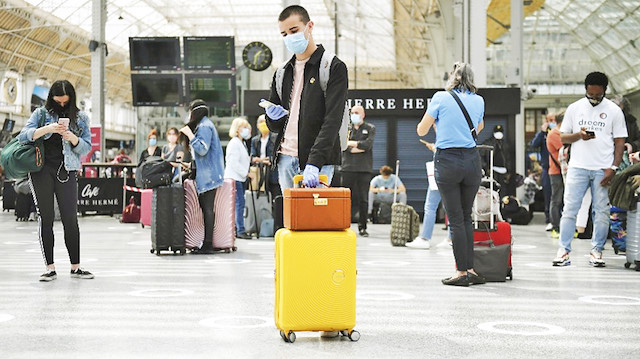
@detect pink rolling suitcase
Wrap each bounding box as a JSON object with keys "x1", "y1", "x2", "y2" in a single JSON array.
[
  {"x1": 184, "y1": 179, "x2": 205, "y2": 249},
  {"x1": 213, "y1": 179, "x2": 237, "y2": 252},
  {"x1": 140, "y1": 189, "x2": 153, "y2": 228}
]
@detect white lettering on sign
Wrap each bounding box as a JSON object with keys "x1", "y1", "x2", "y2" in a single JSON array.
[
  {"x1": 387, "y1": 99, "x2": 396, "y2": 109},
  {"x1": 403, "y1": 98, "x2": 414, "y2": 110},
  {"x1": 81, "y1": 184, "x2": 100, "y2": 198},
  {"x1": 416, "y1": 98, "x2": 425, "y2": 109},
  {"x1": 376, "y1": 99, "x2": 385, "y2": 109},
  {"x1": 354, "y1": 99, "x2": 363, "y2": 107},
  {"x1": 365, "y1": 99, "x2": 374, "y2": 110}
]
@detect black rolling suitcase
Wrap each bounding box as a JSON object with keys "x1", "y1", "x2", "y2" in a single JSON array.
[
  {"x1": 3, "y1": 180, "x2": 16, "y2": 211},
  {"x1": 273, "y1": 195, "x2": 284, "y2": 232},
  {"x1": 15, "y1": 193, "x2": 33, "y2": 221},
  {"x1": 151, "y1": 184, "x2": 185, "y2": 255}
]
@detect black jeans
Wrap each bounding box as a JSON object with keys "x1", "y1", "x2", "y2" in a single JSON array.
[
  {"x1": 549, "y1": 174, "x2": 564, "y2": 231},
  {"x1": 342, "y1": 171, "x2": 370, "y2": 230},
  {"x1": 435, "y1": 148, "x2": 482, "y2": 271},
  {"x1": 29, "y1": 165, "x2": 80, "y2": 266},
  {"x1": 198, "y1": 189, "x2": 216, "y2": 249}
]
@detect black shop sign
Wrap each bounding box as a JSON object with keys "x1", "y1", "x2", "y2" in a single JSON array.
[{"x1": 77, "y1": 178, "x2": 125, "y2": 215}]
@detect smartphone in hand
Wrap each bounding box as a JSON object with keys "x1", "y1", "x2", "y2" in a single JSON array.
[
  {"x1": 585, "y1": 130, "x2": 596, "y2": 138},
  {"x1": 58, "y1": 117, "x2": 70, "y2": 129}
]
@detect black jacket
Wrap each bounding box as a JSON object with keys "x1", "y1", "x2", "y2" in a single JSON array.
[
  {"x1": 266, "y1": 45, "x2": 349, "y2": 169},
  {"x1": 624, "y1": 111, "x2": 640, "y2": 152},
  {"x1": 481, "y1": 137, "x2": 512, "y2": 174},
  {"x1": 250, "y1": 133, "x2": 277, "y2": 159},
  {"x1": 341, "y1": 122, "x2": 375, "y2": 172}
]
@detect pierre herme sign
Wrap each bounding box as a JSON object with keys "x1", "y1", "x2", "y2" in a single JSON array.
[{"x1": 77, "y1": 178, "x2": 121, "y2": 213}]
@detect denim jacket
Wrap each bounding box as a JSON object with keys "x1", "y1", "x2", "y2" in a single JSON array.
[
  {"x1": 18, "y1": 107, "x2": 92, "y2": 171},
  {"x1": 190, "y1": 116, "x2": 225, "y2": 194}
]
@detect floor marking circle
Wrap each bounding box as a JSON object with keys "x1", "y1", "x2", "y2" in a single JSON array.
[
  {"x1": 199, "y1": 315, "x2": 271, "y2": 329},
  {"x1": 361, "y1": 260, "x2": 410, "y2": 267},
  {"x1": 578, "y1": 295, "x2": 640, "y2": 306},
  {"x1": 477, "y1": 321, "x2": 565, "y2": 336},
  {"x1": 357, "y1": 290, "x2": 415, "y2": 301},
  {"x1": 204, "y1": 258, "x2": 252, "y2": 264},
  {"x1": 97, "y1": 271, "x2": 138, "y2": 278},
  {"x1": 0, "y1": 313, "x2": 15, "y2": 323},
  {"x1": 129, "y1": 289, "x2": 193, "y2": 298}
]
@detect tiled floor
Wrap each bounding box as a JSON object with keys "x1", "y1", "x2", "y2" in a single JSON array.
[{"x1": 0, "y1": 209, "x2": 638, "y2": 358}]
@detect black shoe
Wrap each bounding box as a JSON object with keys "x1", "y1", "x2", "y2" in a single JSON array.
[
  {"x1": 442, "y1": 275, "x2": 470, "y2": 287},
  {"x1": 192, "y1": 246, "x2": 215, "y2": 254},
  {"x1": 467, "y1": 272, "x2": 486, "y2": 285},
  {"x1": 70, "y1": 268, "x2": 94, "y2": 279},
  {"x1": 39, "y1": 270, "x2": 57, "y2": 282},
  {"x1": 359, "y1": 229, "x2": 369, "y2": 237},
  {"x1": 236, "y1": 232, "x2": 252, "y2": 240}
]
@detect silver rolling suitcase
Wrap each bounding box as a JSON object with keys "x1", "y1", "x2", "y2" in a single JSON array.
[{"x1": 625, "y1": 201, "x2": 640, "y2": 271}]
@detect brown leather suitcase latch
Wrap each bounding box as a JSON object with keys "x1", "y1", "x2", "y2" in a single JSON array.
[{"x1": 313, "y1": 193, "x2": 328, "y2": 206}]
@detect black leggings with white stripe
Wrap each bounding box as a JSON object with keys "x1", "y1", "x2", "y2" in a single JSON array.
[{"x1": 29, "y1": 165, "x2": 80, "y2": 266}]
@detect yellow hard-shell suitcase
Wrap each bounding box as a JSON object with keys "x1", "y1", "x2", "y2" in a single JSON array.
[{"x1": 274, "y1": 228, "x2": 360, "y2": 343}]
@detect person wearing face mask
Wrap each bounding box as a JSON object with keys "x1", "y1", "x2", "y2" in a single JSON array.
[
  {"x1": 341, "y1": 105, "x2": 376, "y2": 237},
  {"x1": 482, "y1": 124, "x2": 515, "y2": 198},
  {"x1": 262, "y1": 5, "x2": 348, "y2": 190},
  {"x1": 250, "y1": 115, "x2": 281, "y2": 198},
  {"x1": 161, "y1": 127, "x2": 186, "y2": 179},
  {"x1": 529, "y1": 113, "x2": 556, "y2": 230},
  {"x1": 139, "y1": 129, "x2": 161, "y2": 164},
  {"x1": 18, "y1": 80, "x2": 94, "y2": 282},
  {"x1": 224, "y1": 117, "x2": 253, "y2": 240},
  {"x1": 552, "y1": 71, "x2": 626, "y2": 268}
]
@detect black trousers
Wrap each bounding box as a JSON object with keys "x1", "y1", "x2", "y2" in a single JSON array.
[
  {"x1": 435, "y1": 148, "x2": 482, "y2": 271},
  {"x1": 198, "y1": 188, "x2": 216, "y2": 249},
  {"x1": 549, "y1": 174, "x2": 564, "y2": 231},
  {"x1": 342, "y1": 171, "x2": 370, "y2": 230},
  {"x1": 29, "y1": 165, "x2": 80, "y2": 266}
]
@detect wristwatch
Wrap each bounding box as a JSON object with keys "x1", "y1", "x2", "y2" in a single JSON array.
[{"x1": 610, "y1": 165, "x2": 619, "y2": 171}]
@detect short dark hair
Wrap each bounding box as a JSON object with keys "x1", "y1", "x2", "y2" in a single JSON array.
[
  {"x1": 279, "y1": 5, "x2": 310, "y2": 23},
  {"x1": 555, "y1": 112, "x2": 564, "y2": 124},
  {"x1": 380, "y1": 165, "x2": 393, "y2": 176},
  {"x1": 585, "y1": 72, "x2": 608, "y2": 91}
]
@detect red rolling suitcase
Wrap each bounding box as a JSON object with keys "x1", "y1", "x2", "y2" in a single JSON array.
[
  {"x1": 184, "y1": 179, "x2": 204, "y2": 250},
  {"x1": 473, "y1": 145, "x2": 513, "y2": 281},
  {"x1": 212, "y1": 179, "x2": 237, "y2": 252}
]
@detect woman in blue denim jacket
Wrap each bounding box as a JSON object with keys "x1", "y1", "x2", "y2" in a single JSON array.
[
  {"x1": 179, "y1": 99, "x2": 225, "y2": 253},
  {"x1": 18, "y1": 80, "x2": 94, "y2": 282}
]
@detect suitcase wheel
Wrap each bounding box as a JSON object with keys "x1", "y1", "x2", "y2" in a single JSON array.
[
  {"x1": 347, "y1": 330, "x2": 360, "y2": 342},
  {"x1": 614, "y1": 247, "x2": 619, "y2": 255},
  {"x1": 150, "y1": 249, "x2": 154, "y2": 254},
  {"x1": 508, "y1": 268, "x2": 513, "y2": 280},
  {"x1": 155, "y1": 250, "x2": 161, "y2": 256},
  {"x1": 141, "y1": 223, "x2": 145, "y2": 228},
  {"x1": 281, "y1": 331, "x2": 295, "y2": 343},
  {"x1": 232, "y1": 247, "x2": 237, "y2": 252},
  {"x1": 625, "y1": 262, "x2": 631, "y2": 269}
]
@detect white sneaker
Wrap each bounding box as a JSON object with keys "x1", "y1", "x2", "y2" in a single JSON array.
[
  {"x1": 406, "y1": 237, "x2": 430, "y2": 249},
  {"x1": 552, "y1": 248, "x2": 571, "y2": 267},
  {"x1": 545, "y1": 223, "x2": 553, "y2": 231},
  {"x1": 589, "y1": 250, "x2": 605, "y2": 267},
  {"x1": 437, "y1": 238, "x2": 453, "y2": 248}
]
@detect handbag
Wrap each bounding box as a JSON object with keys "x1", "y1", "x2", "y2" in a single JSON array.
[
  {"x1": 473, "y1": 240, "x2": 510, "y2": 282},
  {"x1": 0, "y1": 108, "x2": 46, "y2": 180},
  {"x1": 135, "y1": 156, "x2": 173, "y2": 189}
]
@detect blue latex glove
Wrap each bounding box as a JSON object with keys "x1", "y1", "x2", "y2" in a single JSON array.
[
  {"x1": 302, "y1": 164, "x2": 320, "y2": 188},
  {"x1": 264, "y1": 103, "x2": 287, "y2": 120}
]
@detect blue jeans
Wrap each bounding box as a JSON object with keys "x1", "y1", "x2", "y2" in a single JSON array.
[
  {"x1": 235, "y1": 180, "x2": 246, "y2": 234},
  {"x1": 420, "y1": 187, "x2": 442, "y2": 240},
  {"x1": 277, "y1": 154, "x2": 334, "y2": 190},
  {"x1": 558, "y1": 167, "x2": 609, "y2": 253}
]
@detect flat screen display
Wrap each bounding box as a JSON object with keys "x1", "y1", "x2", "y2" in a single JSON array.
[
  {"x1": 185, "y1": 74, "x2": 236, "y2": 107},
  {"x1": 131, "y1": 74, "x2": 183, "y2": 107},
  {"x1": 184, "y1": 37, "x2": 235, "y2": 70},
  {"x1": 129, "y1": 37, "x2": 181, "y2": 70}
]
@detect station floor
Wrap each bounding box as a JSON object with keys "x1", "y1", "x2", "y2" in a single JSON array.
[{"x1": 0, "y1": 209, "x2": 638, "y2": 359}]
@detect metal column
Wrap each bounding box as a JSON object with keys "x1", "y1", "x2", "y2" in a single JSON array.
[
  {"x1": 91, "y1": 0, "x2": 107, "y2": 162},
  {"x1": 509, "y1": 0, "x2": 525, "y2": 197}
]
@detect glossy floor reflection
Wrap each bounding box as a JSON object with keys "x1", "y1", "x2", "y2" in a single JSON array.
[{"x1": 0, "y1": 210, "x2": 638, "y2": 358}]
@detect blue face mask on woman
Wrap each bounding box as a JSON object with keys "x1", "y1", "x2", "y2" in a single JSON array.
[
  {"x1": 149, "y1": 138, "x2": 157, "y2": 146},
  {"x1": 240, "y1": 127, "x2": 251, "y2": 140},
  {"x1": 283, "y1": 25, "x2": 309, "y2": 54}
]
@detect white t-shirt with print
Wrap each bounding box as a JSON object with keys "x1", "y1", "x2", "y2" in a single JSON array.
[{"x1": 560, "y1": 97, "x2": 626, "y2": 170}]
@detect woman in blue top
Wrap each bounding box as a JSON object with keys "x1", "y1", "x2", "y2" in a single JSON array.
[
  {"x1": 179, "y1": 100, "x2": 225, "y2": 253},
  {"x1": 18, "y1": 80, "x2": 94, "y2": 282},
  {"x1": 417, "y1": 62, "x2": 486, "y2": 287}
]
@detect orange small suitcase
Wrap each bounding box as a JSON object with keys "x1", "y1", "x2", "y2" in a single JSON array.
[{"x1": 283, "y1": 175, "x2": 350, "y2": 231}]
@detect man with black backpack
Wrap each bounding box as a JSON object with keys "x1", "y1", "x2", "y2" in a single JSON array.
[{"x1": 262, "y1": 5, "x2": 349, "y2": 190}]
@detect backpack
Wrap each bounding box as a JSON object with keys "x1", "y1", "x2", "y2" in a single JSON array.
[{"x1": 274, "y1": 51, "x2": 349, "y2": 152}]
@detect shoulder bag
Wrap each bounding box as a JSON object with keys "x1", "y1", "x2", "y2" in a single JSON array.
[{"x1": 0, "y1": 108, "x2": 46, "y2": 180}]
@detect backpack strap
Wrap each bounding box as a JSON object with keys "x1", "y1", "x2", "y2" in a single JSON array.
[
  {"x1": 319, "y1": 51, "x2": 335, "y2": 95},
  {"x1": 448, "y1": 90, "x2": 477, "y2": 143}
]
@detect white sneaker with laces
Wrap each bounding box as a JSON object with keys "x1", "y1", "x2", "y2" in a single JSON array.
[
  {"x1": 545, "y1": 223, "x2": 553, "y2": 231},
  {"x1": 589, "y1": 249, "x2": 606, "y2": 267},
  {"x1": 552, "y1": 248, "x2": 571, "y2": 266},
  {"x1": 406, "y1": 237, "x2": 430, "y2": 249}
]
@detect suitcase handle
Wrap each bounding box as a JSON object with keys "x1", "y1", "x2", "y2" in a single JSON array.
[{"x1": 292, "y1": 174, "x2": 329, "y2": 188}]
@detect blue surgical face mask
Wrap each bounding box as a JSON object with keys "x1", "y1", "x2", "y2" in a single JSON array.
[
  {"x1": 548, "y1": 122, "x2": 557, "y2": 130},
  {"x1": 240, "y1": 127, "x2": 251, "y2": 140},
  {"x1": 283, "y1": 25, "x2": 309, "y2": 54},
  {"x1": 350, "y1": 114, "x2": 362, "y2": 125},
  {"x1": 149, "y1": 138, "x2": 157, "y2": 146}
]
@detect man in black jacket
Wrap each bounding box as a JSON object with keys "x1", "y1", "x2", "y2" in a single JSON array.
[
  {"x1": 263, "y1": 5, "x2": 349, "y2": 190},
  {"x1": 341, "y1": 105, "x2": 375, "y2": 237},
  {"x1": 250, "y1": 115, "x2": 280, "y2": 198}
]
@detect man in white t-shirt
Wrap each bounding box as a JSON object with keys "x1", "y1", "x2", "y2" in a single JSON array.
[{"x1": 553, "y1": 72, "x2": 627, "y2": 268}]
